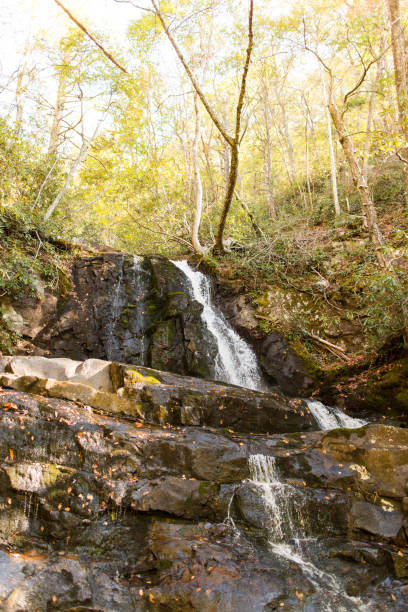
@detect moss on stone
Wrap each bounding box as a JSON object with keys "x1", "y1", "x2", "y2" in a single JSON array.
[
  {"x1": 199, "y1": 481, "x2": 220, "y2": 496},
  {"x1": 157, "y1": 558, "x2": 173, "y2": 569},
  {"x1": 126, "y1": 367, "x2": 160, "y2": 385}
]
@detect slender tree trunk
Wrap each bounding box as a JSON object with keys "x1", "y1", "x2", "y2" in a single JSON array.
[
  {"x1": 234, "y1": 189, "x2": 264, "y2": 238},
  {"x1": 386, "y1": 0, "x2": 408, "y2": 204},
  {"x1": 271, "y1": 111, "x2": 293, "y2": 185},
  {"x1": 15, "y1": 38, "x2": 31, "y2": 131},
  {"x1": 322, "y1": 73, "x2": 341, "y2": 215},
  {"x1": 363, "y1": 59, "x2": 383, "y2": 182},
  {"x1": 48, "y1": 52, "x2": 69, "y2": 155},
  {"x1": 32, "y1": 157, "x2": 59, "y2": 210},
  {"x1": 262, "y1": 89, "x2": 276, "y2": 218},
  {"x1": 263, "y1": 160, "x2": 276, "y2": 218},
  {"x1": 44, "y1": 118, "x2": 103, "y2": 221},
  {"x1": 303, "y1": 93, "x2": 321, "y2": 165},
  {"x1": 274, "y1": 85, "x2": 297, "y2": 185},
  {"x1": 305, "y1": 115, "x2": 313, "y2": 208},
  {"x1": 215, "y1": 143, "x2": 239, "y2": 249},
  {"x1": 191, "y1": 94, "x2": 205, "y2": 254},
  {"x1": 327, "y1": 96, "x2": 386, "y2": 265}
]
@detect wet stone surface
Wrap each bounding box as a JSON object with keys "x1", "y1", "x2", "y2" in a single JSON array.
[{"x1": 0, "y1": 387, "x2": 407, "y2": 610}]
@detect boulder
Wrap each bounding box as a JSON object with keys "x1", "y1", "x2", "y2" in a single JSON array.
[
  {"x1": 0, "y1": 299, "x2": 25, "y2": 334},
  {"x1": 350, "y1": 500, "x2": 404, "y2": 539},
  {"x1": 316, "y1": 425, "x2": 408, "y2": 499},
  {"x1": 8, "y1": 355, "x2": 81, "y2": 381},
  {"x1": 260, "y1": 332, "x2": 315, "y2": 395}
]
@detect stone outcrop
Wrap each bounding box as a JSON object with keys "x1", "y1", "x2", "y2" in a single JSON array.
[
  {"x1": 0, "y1": 356, "x2": 316, "y2": 433},
  {"x1": 0, "y1": 357, "x2": 407, "y2": 610},
  {"x1": 17, "y1": 254, "x2": 219, "y2": 381},
  {"x1": 260, "y1": 331, "x2": 315, "y2": 395}
]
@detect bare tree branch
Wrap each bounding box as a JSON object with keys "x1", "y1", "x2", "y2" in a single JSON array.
[
  {"x1": 54, "y1": 0, "x2": 129, "y2": 74},
  {"x1": 150, "y1": 0, "x2": 233, "y2": 146}
]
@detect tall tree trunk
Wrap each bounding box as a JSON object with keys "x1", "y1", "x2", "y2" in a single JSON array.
[
  {"x1": 386, "y1": 0, "x2": 408, "y2": 204},
  {"x1": 262, "y1": 89, "x2": 276, "y2": 218},
  {"x1": 305, "y1": 114, "x2": 313, "y2": 208},
  {"x1": 302, "y1": 93, "x2": 321, "y2": 165},
  {"x1": 191, "y1": 94, "x2": 205, "y2": 254},
  {"x1": 44, "y1": 118, "x2": 103, "y2": 221},
  {"x1": 274, "y1": 84, "x2": 297, "y2": 186},
  {"x1": 48, "y1": 51, "x2": 69, "y2": 155},
  {"x1": 327, "y1": 96, "x2": 386, "y2": 265},
  {"x1": 215, "y1": 143, "x2": 239, "y2": 249},
  {"x1": 322, "y1": 73, "x2": 341, "y2": 216},
  {"x1": 15, "y1": 37, "x2": 31, "y2": 131},
  {"x1": 363, "y1": 58, "x2": 384, "y2": 183}
]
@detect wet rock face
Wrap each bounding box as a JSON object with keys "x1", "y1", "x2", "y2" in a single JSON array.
[
  {"x1": 1, "y1": 356, "x2": 316, "y2": 434},
  {"x1": 26, "y1": 254, "x2": 217, "y2": 380},
  {"x1": 0, "y1": 368, "x2": 407, "y2": 610},
  {"x1": 260, "y1": 332, "x2": 315, "y2": 396}
]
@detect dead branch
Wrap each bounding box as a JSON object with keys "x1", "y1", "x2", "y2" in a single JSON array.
[{"x1": 54, "y1": 0, "x2": 129, "y2": 74}]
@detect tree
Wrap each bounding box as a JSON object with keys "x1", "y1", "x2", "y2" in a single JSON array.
[
  {"x1": 386, "y1": 0, "x2": 408, "y2": 204},
  {"x1": 150, "y1": 0, "x2": 254, "y2": 252},
  {"x1": 44, "y1": 94, "x2": 110, "y2": 221},
  {"x1": 321, "y1": 70, "x2": 341, "y2": 216}
]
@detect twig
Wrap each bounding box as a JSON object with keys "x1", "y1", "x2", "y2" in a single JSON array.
[
  {"x1": 34, "y1": 230, "x2": 43, "y2": 259},
  {"x1": 303, "y1": 330, "x2": 350, "y2": 360},
  {"x1": 126, "y1": 206, "x2": 194, "y2": 250}
]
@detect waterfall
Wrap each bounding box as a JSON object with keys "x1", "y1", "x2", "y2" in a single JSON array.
[
  {"x1": 104, "y1": 255, "x2": 150, "y2": 363},
  {"x1": 129, "y1": 255, "x2": 150, "y2": 364},
  {"x1": 105, "y1": 256, "x2": 125, "y2": 360},
  {"x1": 304, "y1": 399, "x2": 366, "y2": 430},
  {"x1": 248, "y1": 454, "x2": 309, "y2": 544},
  {"x1": 171, "y1": 260, "x2": 265, "y2": 391},
  {"x1": 248, "y1": 454, "x2": 367, "y2": 611}
]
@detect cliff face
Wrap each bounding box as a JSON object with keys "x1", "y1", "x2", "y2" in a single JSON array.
[
  {"x1": 0, "y1": 245, "x2": 407, "y2": 610},
  {"x1": 2, "y1": 246, "x2": 407, "y2": 422},
  {"x1": 3, "y1": 254, "x2": 220, "y2": 382}
]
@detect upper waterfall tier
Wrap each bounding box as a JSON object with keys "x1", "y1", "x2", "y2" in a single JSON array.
[
  {"x1": 171, "y1": 260, "x2": 266, "y2": 390},
  {"x1": 31, "y1": 254, "x2": 267, "y2": 391}
]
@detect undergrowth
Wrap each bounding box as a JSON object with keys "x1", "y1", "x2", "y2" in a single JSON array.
[{"x1": 0, "y1": 207, "x2": 71, "y2": 353}]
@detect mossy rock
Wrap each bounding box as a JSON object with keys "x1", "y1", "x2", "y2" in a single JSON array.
[
  {"x1": 125, "y1": 368, "x2": 160, "y2": 386},
  {"x1": 57, "y1": 268, "x2": 72, "y2": 296}
]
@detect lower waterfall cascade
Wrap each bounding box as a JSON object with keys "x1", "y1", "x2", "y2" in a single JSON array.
[
  {"x1": 305, "y1": 398, "x2": 367, "y2": 430},
  {"x1": 248, "y1": 455, "x2": 368, "y2": 611}
]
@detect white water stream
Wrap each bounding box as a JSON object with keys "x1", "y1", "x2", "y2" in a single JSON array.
[
  {"x1": 171, "y1": 260, "x2": 265, "y2": 391},
  {"x1": 305, "y1": 399, "x2": 366, "y2": 430},
  {"x1": 249, "y1": 454, "x2": 367, "y2": 611},
  {"x1": 172, "y1": 259, "x2": 369, "y2": 608}
]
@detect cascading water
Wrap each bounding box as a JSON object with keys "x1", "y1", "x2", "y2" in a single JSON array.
[
  {"x1": 248, "y1": 454, "x2": 367, "y2": 611},
  {"x1": 129, "y1": 255, "x2": 150, "y2": 364},
  {"x1": 171, "y1": 260, "x2": 265, "y2": 391},
  {"x1": 305, "y1": 399, "x2": 366, "y2": 430},
  {"x1": 105, "y1": 257, "x2": 124, "y2": 360},
  {"x1": 104, "y1": 255, "x2": 151, "y2": 363}
]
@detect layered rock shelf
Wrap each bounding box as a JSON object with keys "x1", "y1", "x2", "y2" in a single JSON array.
[{"x1": 0, "y1": 356, "x2": 407, "y2": 610}]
